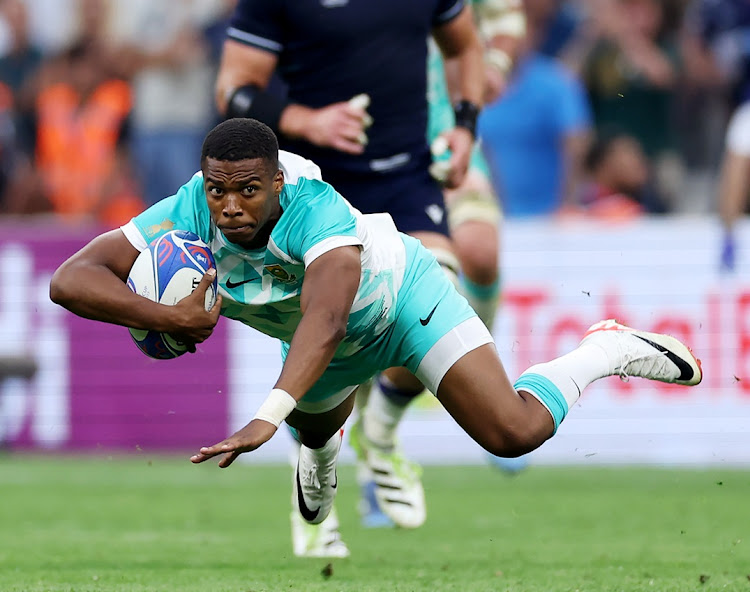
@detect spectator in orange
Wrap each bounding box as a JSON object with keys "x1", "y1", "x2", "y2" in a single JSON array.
[{"x1": 32, "y1": 41, "x2": 144, "y2": 228}]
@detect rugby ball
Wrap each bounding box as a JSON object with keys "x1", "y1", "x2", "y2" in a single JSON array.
[{"x1": 126, "y1": 230, "x2": 217, "y2": 359}]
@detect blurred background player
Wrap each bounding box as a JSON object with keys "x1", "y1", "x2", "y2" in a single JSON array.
[
  {"x1": 429, "y1": 0, "x2": 524, "y2": 370},
  {"x1": 214, "y1": 0, "x2": 485, "y2": 556},
  {"x1": 351, "y1": 0, "x2": 532, "y2": 530},
  {"x1": 679, "y1": 0, "x2": 750, "y2": 270},
  {"x1": 717, "y1": 101, "x2": 750, "y2": 271}
]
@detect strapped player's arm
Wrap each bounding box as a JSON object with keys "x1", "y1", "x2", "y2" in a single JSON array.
[
  {"x1": 190, "y1": 245, "x2": 362, "y2": 468},
  {"x1": 215, "y1": 41, "x2": 370, "y2": 154},
  {"x1": 432, "y1": 4, "x2": 486, "y2": 189},
  {"x1": 49, "y1": 230, "x2": 221, "y2": 349},
  {"x1": 475, "y1": 0, "x2": 526, "y2": 103}
]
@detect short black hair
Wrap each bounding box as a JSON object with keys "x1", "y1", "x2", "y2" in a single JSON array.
[{"x1": 201, "y1": 118, "x2": 279, "y2": 169}]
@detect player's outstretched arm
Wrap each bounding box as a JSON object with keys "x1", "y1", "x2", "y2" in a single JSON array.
[
  {"x1": 190, "y1": 245, "x2": 361, "y2": 468},
  {"x1": 277, "y1": 245, "x2": 361, "y2": 398},
  {"x1": 49, "y1": 230, "x2": 221, "y2": 336}
]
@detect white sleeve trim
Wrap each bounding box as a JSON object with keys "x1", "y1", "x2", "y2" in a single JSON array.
[
  {"x1": 303, "y1": 236, "x2": 363, "y2": 268},
  {"x1": 435, "y1": 0, "x2": 465, "y2": 25},
  {"x1": 226, "y1": 27, "x2": 282, "y2": 53},
  {"x1": 727, "y1": 103, "x2": 750, "y2": 156},
  {"x1": 120, "y1": 221, "x2": 148, "y2": 252}
]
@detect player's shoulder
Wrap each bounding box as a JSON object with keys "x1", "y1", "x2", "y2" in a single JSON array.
[
  {"x1": 279, "y1": 150, "x2": 323, "y2": 185},
  {"x1": 278, "y1": 152, "x2": 350, "y2": 224},
  {"x1": 172, "y1": 170, "x2": 206, "y2": 202}
]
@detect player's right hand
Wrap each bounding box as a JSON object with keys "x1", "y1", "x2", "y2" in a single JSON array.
[
  {"x1": 169, "y1": 269, "x2": 222, "y2": 350},
  {"x1": 190, "y1": 418, "x2": 277, "y2": 467},
  {"x1": 439, "y1": 126, "x2": 474, "y2": 189},
  {"x1": 302, "y1": 95, "x2": 372, "y2": 154}
]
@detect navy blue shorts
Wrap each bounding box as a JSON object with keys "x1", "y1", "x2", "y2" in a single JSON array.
[{"x1": 320, "y1": 158, "x2": 449, "y2": 236}]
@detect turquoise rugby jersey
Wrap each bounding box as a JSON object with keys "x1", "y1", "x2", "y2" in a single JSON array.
[{"x1": 121, "y1": 151, "x2": 407, "y2": 357}]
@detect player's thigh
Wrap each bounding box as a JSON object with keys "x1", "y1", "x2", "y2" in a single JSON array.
[
  {"x1": 445, "y1": 167, "x2": 501, "y2": 277},
  {"x1": 391, "y1": 238, "x2": 484, "y2": 379},
  {"x1": 436, "y1": 345, "x2": 554, "y2": 454},
  {"x1": 446, "y1": 170, "x2": 500, "y2": 244},
  {"x1": 451, "y1": 220, "x2": 499, "y2": 283}
]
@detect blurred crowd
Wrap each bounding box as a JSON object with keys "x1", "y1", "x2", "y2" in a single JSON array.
[
  {"x1": 0, "y1": 0, "x2": 745, "y2": 227},
  {"x1": 0, "y1": 0, "x2": 233, "y2": 227},
  {"x1": 480, "y1": 0, "x2": 749, "y2": 220}
]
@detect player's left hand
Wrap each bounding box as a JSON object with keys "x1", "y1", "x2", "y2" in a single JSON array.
[
  {"x1": 441, "y1": 126, "x2": 474, "y2": 189},
  {"x1": 190, "y1": 419, "x2": 277, "y2": 467}
]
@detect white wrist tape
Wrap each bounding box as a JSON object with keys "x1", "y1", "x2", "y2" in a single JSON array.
[
  {"x1": 253, "y1": 388, "x2": 297, "y2": 428},
  {"x1": 480, "y1": 11, "x2": 526, "y2": 40},
  {"x1": 485, "y1": 48, "x2": 513, "y2": 75}
]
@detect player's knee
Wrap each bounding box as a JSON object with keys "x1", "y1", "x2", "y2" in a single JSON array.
[
  {"x1": 482, "y1": 421, "x2": 541, "y2": 458},
  {"x1": 455, "y1": 243, "x2": 498, "y2": 285},
  {"x1": 451, "y1": 223, "x2": 499, "y2": 285}
]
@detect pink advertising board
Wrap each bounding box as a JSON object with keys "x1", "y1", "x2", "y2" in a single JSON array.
[{"x1": 0, "y1": 221, "x2": 229, "y2": 451}]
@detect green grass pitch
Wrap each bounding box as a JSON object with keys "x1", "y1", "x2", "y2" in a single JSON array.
[{"x1": 1, "y1": 456, "x2": 749, "y2": 592}]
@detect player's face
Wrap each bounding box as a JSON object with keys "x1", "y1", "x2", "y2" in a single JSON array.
[{"x1": 203, "y1": 157, "x2": 284, "y2": 250}]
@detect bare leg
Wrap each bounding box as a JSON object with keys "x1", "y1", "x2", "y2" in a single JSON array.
[
  {"x1": 451, "y1": 219, "x2": 498, "y2": 285},
  {"x1": 286, "y1": 391, "x2": 355, "y2": 448},
  {"x1": 437, "y1": 344, "x2": 554, "y2": 457},
  {"x1": 436, "y1": 321, "x2": 702, "y2": 457},
  {"x1": 445, "y1": 171, "x2": 502, "y2": 329}
]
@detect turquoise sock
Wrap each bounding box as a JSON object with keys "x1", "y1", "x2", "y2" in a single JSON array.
[
  {"x1": 513, "y1": 373, "x2": 568, "y2": 433},
  {"x1": 461, "y1": 276, "x2": 500, "y2": 299}
]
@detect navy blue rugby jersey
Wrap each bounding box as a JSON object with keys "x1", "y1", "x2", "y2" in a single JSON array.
[{"x1": 227, "y1": 0, "x2": 465, "y2": 175}]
